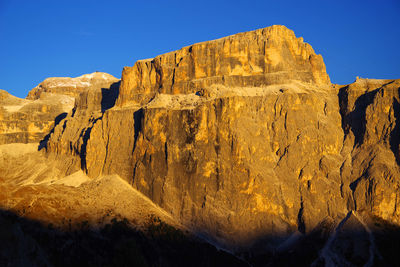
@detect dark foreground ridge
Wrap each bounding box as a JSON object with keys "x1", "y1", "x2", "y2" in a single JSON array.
[
  {"x1": 1, "y1": 209, "x2": 400, "y2": 266},
  {"x1": 0, "y1": 209, "x2": 247, "y2": 267}
]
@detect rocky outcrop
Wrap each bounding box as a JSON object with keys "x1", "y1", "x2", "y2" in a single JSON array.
[
  {"x1": 0, "y1": 72, "x2": 119, "y2": 145},
  {"x1": 4, "y1": 25, "x2": 400, "y2": 264},
  {"x1": 0, "y1": 144, "x2": 246, "y2": 266},
  {"x1": 339, "y1": 78, "x2": 400, "y2": 224},
  {"x1": 0, "y1": 90, "x2": 73, "y2": 144},
  {"x1": 27, "y1": 72, "x2": 119, "y2": 100},
  {"x1": 117, "y1": 25, "x2": 330, "y2": 106},
  {"x1": 42, "y1": 25, "x2": 344, "y2": 249},
  {"x1": 125, "y1": 84, "x2": 347, "y2": 247}
]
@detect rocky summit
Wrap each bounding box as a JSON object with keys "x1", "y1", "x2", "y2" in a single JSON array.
[
  {"x1": 0, "y1": 25, "x2": 399, "y2": 266},
  {"x1": 0, "y1": 72, "x2": 119, "y2": 145}
]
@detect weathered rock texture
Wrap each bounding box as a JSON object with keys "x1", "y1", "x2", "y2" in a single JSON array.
[
  {"x1": 27, "y1": 72, "x2": 119, "y2": 100},
  {"x1": 0, "y1": 148, "x2": 245, "y2": 267},
  {"x1": 2, "y1": 25, "x2": 400, "y2": 265},
  {"x1": 42, "y1": 25, "x2": 400, "y2": 256},
  {"x1": 0, "y1": 143, "x2": 180, "y2": 229},
  {"x1": 0, "y1": 72, "x2": 119, "y2": 144},
  {"x1": 0, "y1": 89, "x2": 73, "y2": 144},
  {"x1": 338, "y1": 78, "x2": 400, "y2": 225},
  {"x1": 117, "y1": 25, "x2": 330, "y2": 106}
]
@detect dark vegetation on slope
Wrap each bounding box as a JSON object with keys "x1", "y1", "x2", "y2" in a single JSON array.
[
  {"x1": 1, "y1": 209, "x2": 400, "y2": 267},
  {"x1": 0, "y1": 209, "x2": 247, "y2": 267}
]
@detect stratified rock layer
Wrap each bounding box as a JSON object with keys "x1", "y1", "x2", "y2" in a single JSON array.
[
  {"x1": 0, "y1": 72, "x2": 119, "y2": 145},
  {"x1": 37, "y1": 26, "x2": 400, "y2": 254},
  {"x1": 117, "y1": 25, "x2": 330, "y2": 106},
  {"x1": 339, "y1": 79, "x2": 400, "y2": 225},
  {"x1": 27, "y1": 72, "x2": 119, "y2": 100},
  {"x1": 0, "y1": 90, "x2": 73, "y2": 144}
]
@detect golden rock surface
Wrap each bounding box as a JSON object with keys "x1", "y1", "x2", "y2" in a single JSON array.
[
  {"x1": 0, "y1": 26, "x2": 399, "y2": 259},
  {"x1": 117, "y1": 25, "x2": 330, "y2": 106},
  {"x1": 0, "y1": 89, "x2": 73, "y2": 144},
  {"x1": 27, "y1": 72, "x2": 119, "y2": 100},
  {"x1": 0, "y1": 72, "x2": 119, "y2": 145}
]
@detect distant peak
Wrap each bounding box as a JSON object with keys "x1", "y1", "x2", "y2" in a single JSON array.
[{"x1": 26, "y1": 72, "x2": 119, "y2": 100}]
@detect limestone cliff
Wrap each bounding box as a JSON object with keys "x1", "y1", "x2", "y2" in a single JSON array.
[
  {"x1": 0, "y1": 89, "x2": 73, "y2": 144},
  {"x1": 1, "y1": 25, "x2": 400, "y2": 265},
  {"x1": 339, "y1": 79, "x2": 400, "y2": 224},
  {"x1": 117, "y1": 25, "x2": 330, "y2": 106},
  {"x1": 0, "y1": 72, "x2": 119, "y2": 144},
  {"x1": 27, "y1": 72, "x2": 119, "y2": 100},
  {"x1": 43, "y1": 25, "x2": 400, "y2": 257}
]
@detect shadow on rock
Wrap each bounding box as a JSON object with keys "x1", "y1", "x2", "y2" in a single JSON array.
[
  {"x1": 338, "y1": 86, "x2": 379, "y2": 148},
  {"x1": 38, "y1": 112, "x2": 68, "y2": 151},
  {"x1": 101, "y1": 81, "x2": 120, "y2": 113},
  {"x1": 389, "y1": 86, "x2": 400, "y2": 165},
  {"x1": 0, "y1": 208, "x2": 247, "y2": 267}
]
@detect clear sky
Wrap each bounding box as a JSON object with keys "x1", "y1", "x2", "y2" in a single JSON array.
[{"x1": 0, "y1": 0, "x2": 399, "y2": 98}]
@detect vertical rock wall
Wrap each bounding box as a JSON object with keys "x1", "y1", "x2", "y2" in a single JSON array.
[
  {"x1": 42, "y1": 26, "x2": 400, "y2": 249},
  {"x1": 117, "y1": 25, "x2": 330, "y2": 106}
]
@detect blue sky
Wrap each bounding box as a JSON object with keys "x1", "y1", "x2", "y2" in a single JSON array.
[{"x1": 0, "y1": 0, "x2": 399, "y2": 98}]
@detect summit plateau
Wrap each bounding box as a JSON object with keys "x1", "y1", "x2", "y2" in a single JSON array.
[{"x1": 0, "y1": 25, "x2": 399, "y2": 266}]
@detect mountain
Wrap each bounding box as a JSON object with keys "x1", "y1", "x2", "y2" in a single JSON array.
[
  {"x1": 0, "y1": 25, "x2": 399, "y2": 266},
  {"x1": 0, "y1": 89, "x2": 73, "y2": 144},
  {"x1": 0, "y1": 72, "x2": 119, "y2": 145},
  {"x1": 26, "y1": 72, "x2": 119, "y2": 100}
]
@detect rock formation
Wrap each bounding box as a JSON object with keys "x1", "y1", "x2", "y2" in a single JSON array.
[
  {"x1": 43, "y1": 24, "x2": 400, "y2": 249},
  {"x1": 0, "y1": 89, "x2": 73, "y2": 144},
  {"x1": 0, "y1": 25, "x2": 399, "y2": 266},
  {"x1": 27, "y1": 72, "x2": 119, "y2": 100},
  {"x1": 0, "y1": 72, "x2": 119, "y2": 145},
  {"x1": 338, "y1": 78, "x2": 400, "y2": 225},
  {"x1": 117, "y1": 25, "x2": 330, "y2": 106}
]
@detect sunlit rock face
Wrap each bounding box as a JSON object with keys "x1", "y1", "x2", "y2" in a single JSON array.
[
  {"x1": 0, "y1": 89, "x2": 73, "y2": 144},
  {"x1": 117, "y1": 25, "x2": 330, "y2": 106},
  {"x1": 0, "y1": 72, "x2": 119, "y2": 145},
  {"x1": 42, "y1": 25, "x2": 400, "y2": 255},
  {"x1": 27, "y1": 72, "x2": 119, "y2": 100},
  {"x1": 125, "y1": 85, "x2": 348, "y2": 247},
  {"x1": 338, "y1": 79, "x2": 400, "y2": 225}
]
